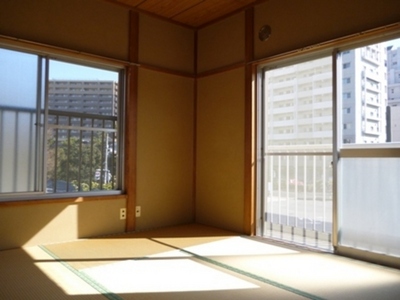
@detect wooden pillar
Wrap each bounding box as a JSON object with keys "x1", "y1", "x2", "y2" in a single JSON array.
[{"x1": 125, "y1": 10, "x2": 139, "y2": 232}]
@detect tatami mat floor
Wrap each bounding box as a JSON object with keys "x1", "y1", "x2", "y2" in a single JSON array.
[{"x1": 1, "y1": 224, "x2": 400, "y2": 299}]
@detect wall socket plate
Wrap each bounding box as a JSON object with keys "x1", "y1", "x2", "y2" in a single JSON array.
[
  {"x1": 135, "y1": 206, "x2": 141, "y2": 217},
  {"x1": 120, "y1": 208, "x2": 126, "y2": 220}
]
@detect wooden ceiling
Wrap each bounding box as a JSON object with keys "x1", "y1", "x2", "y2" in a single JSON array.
[{"x1": 107, "y1": 0, "x2": 263, "y2": 28}]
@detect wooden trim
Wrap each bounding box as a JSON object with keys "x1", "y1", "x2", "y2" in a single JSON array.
[
  {"x1": 251, "y1": 22, "x2": 400, "y2": 67},
  {"x1": 192, "y1": 78, "x2": 198, "y2": 222},
  {"x1": 197, "y1": 0, "x2": 268, "y2": 30},
  {"x1": 196, "y1": 62, "x2": 245, "y2": 78},
  {"x1": 125, "y1": 11, "x2": 139, "y2": 232},
  {"x1": 105, "y1": 0, "x2": 268, "y2": 30},
  {"x1": 243, "y1": 7, "x2": 256, "y2": 235},
  {"x1": 139, "y1": 63, "x2": 195, "y2": 78},
  {"x1": 245, "y1": 8, "x2": 254, "y2": 63},
  {"x1": 0, "y1": 194, "x2": 127, "y2": 207},
  {"x1": 193, "y1": 30, "x2": 198, "y2": 222},
  {"x1": 194, "y1": 30, "x2": 198, "y2": 76},
  {"x1": 103, "y1": 0, "x2": 196, "y2": 30},
  {"x1": 0, "y1": 34, "x2": 133, "y2": 68}
]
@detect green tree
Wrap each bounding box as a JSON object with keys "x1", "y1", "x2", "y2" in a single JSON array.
[{"x1": 47, "y1": 132, "x2": 116, "y2": 191}]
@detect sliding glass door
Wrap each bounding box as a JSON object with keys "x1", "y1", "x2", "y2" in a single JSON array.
[{"x1": 258, "y1": 35, "x2": 400, "y2": 266}]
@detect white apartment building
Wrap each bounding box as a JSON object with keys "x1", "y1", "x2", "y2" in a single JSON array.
[
  {"x1": 387, "y1": 46, "x2": 400, "y2": 104},
  {"x1": 48, "y1": 80, "x2": 118, "y2": 116},
  {"x1": 341, "y1": 44, "x2": 387, "y2": 144},
  {"x1": 265, "y1": 56, "x2": 332, "y2": 149},
  {"x1": 387, "y1": 45, "x2": 400, "y2": 142},
  {"x1": 47, "y1": 80, "x2": 118, "y2": 141},
  {"x1": 266, "y1": 44, "x2": 388, "y2": 147}
]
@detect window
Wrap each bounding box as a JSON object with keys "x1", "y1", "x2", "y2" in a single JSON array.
[
  {"x1": 343, "y1": 123, "x2": 351, "y2": 129},
  {"x1": 343, "y1": 77, "x2": 351, "y2": 84},
  {"x1": 0, "y1": 47, "x2": 124, "y2": 199},
  {"x1": 259, "y1": 55, "x2": 333, "y2": 251},
  {"x1": 343, "y1": 62, "x2": 351, "y2": 69},
  {"x1": 343, "y1": 108, "x2": 351, "y2": 114},
  {"x1": 342, "y1": 92, "x2": 351, "y2": 99}
]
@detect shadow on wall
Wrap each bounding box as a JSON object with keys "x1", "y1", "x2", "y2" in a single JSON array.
[{"x1": 0, "y1": 197, "x2": 126, "y2": 250}]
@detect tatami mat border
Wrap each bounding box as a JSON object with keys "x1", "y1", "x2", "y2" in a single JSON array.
[
  {"x1": 39, "y1": 238, "x2": 326, "y2": 300},
  {"x1": 150, "y1": 238, "x2": 326, "y2": 300},
  {"x1": 39, "y1": 245, "x2": 123, "y2": 300}
]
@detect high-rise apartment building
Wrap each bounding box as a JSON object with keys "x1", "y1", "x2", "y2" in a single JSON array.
[
  {"x1": 265, "y1": 56, "x2": 333, "y2": 149},
  {"x1": 48, "y1": 80, "x2": 118, "y2": 116},
  {"x1": 341, "y1": 44, "x2": 387, "y2": 144},
  {"x1": 387, "y1": 46, "x2": 400, "y2": 141},
  {"x1": 266, "y1": 44, "x2": 388, "y2": 147},
  {"x1": 387, "y1": 46, "x2": 400, "y2": 104},
  {"x1": 47, "y1": 80, "x2": 118, "y2": 140}
]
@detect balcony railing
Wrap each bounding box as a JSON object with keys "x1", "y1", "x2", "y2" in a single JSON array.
[
  {"x1": 0, "y1": 105, "x2": 118, "y2": 195},
  {"x1": 47, "y1": 109, "x2": 118, "y2": 193},
  {"x1": 263, "y1": 148, "x2": 333, "y2": 249}
]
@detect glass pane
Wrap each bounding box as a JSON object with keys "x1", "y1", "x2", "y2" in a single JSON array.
[
  {"x1": 339, "y1": 157, "x2": 400, "y2": 257},
  {"x1": 47, "y1": 60, "x2": 119, "y2": 193},
  {"x1": 265, "y1": 56, "x2": 333, "y2": 150},
  {"x1": 0, "y1": 48, "x2": 40, "y2": 193},
  {"x1": 262, "y1": 56, "x2": 333, "y2": 250},
  {"x1": 339, "y1": 37, "x2": 400, "y2": 145}
]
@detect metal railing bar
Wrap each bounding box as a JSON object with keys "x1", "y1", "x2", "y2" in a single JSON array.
[
  {"x1": 269, "y1": 156, "x2": 274, "y2": 223},
  {"x1": 278, "y1": 155, "x2": 281, "y2": 224},
  {"x1": 89, "y1": 119, "x2": 94, "y2": 191},
  {"x1": 286, "y1": 156, "x2": 290, "y2": 226},
  {"x1": 29, "y1": 113, "x2": 34, "y2": 191},
  {"x1": 99, "y1": 120, "x2": 105, "y2": 190},
  {"x1": 13, "y1": 112, "x2": 19, "y2": 192},
  {"x1": 48, "y1": 109, "x2": 117, "y2": 121},
  {"x1": 322, "y1": 157, "x2": 327, "y2": 232},
  {"x1": 295, "y1": 155, "x2": 298, "y2": 227},
  {"x1": 303, "y1": 156, "x2": 307, "y2": 230},
  {"x1": 66, "y1": 116, "x2": 71, "y2": 191},
  {"x1": 54, "y1": 117, "x2": 59, "y2": 192},
  {"x1": 78, "y1": 118, "x2": 83, "y2": 191},
  {"x1": 110, "y1": 132, "x2": 116, "y2": 189},
  {"x1": 267, "y1": 152, "x2": 332, "y2": 156},
  {"x1": 0, "y1": 105, "x2": 36, "y2": 113},
  {"x1": 47, "y1": 124, "x2": 117, "y2": 133},
  {"x1": 313, "y1": 155, "x2": 317, "y2": 231}
]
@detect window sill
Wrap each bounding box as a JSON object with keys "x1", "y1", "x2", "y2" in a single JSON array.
[{"x1": 0, "y1": 192, "x2": 127, "y2": 207}]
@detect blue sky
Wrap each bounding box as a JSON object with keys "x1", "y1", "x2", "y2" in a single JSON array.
[{"x1": 49, "y1": 60, "x2": 118, "y2": 81}]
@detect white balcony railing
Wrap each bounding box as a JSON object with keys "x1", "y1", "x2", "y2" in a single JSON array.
[{"x1": 263, "y1": 150, "x2": 333, "y2": 250}]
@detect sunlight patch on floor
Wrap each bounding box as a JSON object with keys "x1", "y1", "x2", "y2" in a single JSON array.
[
  {"x1": 81, "y1": 258, "x2": 259, "y2": 293},
  {"x1": 166, "y1": 236, "x2": 299, "y2": 257}
]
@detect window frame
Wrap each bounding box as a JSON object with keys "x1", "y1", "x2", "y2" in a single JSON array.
[{"x1": 0, "y1": 44, "x2": 126, "y2": 202}]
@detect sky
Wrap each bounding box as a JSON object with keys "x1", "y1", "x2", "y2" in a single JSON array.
[
  {"x1": 385, "y1": 37, "x2": 400, "y2": 49},
  {"x1": 49, "y1": 60, "x2": 118, "y2": 81}
]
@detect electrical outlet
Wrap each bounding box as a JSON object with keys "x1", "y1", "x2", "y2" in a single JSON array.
[
  {"x1": 135, "y1": 206, "x2": 141, "y2": 217},
  {"x1": 120, "y1": 208, "x2": 126, "y2": 220}
]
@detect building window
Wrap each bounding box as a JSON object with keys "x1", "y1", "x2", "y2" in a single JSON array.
[
  {"x1": 0, "y1": 47, "x2": 124, "y2": 199},
  {"x1": 343, "y1": 77, "x2": 351, "y2": 84},
  {"x1": 343, "y1": 62, "x2": 351, "y2": 69},
  {"x1": 343, "y1": 92, "x2": 351, "y2": 99}
]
